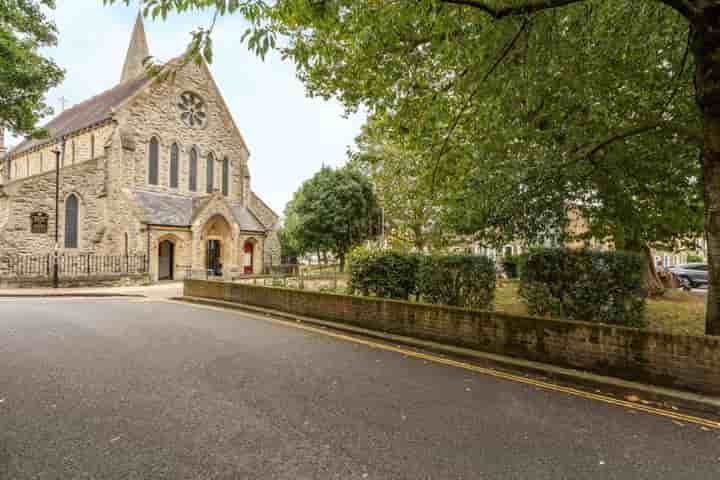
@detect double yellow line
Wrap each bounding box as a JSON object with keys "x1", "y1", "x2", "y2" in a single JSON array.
[{"x1": 174, "y1": 299, "x2": 720, "y2": 430}]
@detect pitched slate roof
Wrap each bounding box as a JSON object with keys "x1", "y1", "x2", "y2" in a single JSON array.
[
  {"x1": 130, "y1": 190, "x2": 193, "y2": 227},
  {"x1": 129, "y1": 189, "x2": 268, "y2": 232},
  {"x1": 8, "y1": 74, "x2": 150, "y2": 158},
  {"x1": 230, "y1": 202, "x2": 266, "y2": 232}
]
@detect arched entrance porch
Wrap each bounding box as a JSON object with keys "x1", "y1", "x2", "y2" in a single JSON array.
[{"x1": 201, "y1": 215, "x2": 233, "y2": 278}]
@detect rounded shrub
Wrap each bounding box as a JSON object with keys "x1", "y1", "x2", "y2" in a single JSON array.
[
  {"x1": 519, "y1": 248, "x2": 646, "y2": 327},
  {"x1": 418, "y1": 254, "x2": 496, "y2": 310},
  {"x1": 347, "y1": 247, "x2": 420, "y2": 300}
]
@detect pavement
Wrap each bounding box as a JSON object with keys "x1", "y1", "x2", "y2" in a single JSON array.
[
  {"x1": 0, "y1": 298, "x2": 719, "y2": 479},
  {"x1": 0, "y1": 281, "x2": 183, "y2": 299}
]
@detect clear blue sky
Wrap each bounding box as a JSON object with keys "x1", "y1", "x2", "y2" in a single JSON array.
[{"x1": 7, "y1": 0, "x2": 365, "y2": 216}]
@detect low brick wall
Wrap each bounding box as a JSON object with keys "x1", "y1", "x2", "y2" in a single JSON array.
[
  {"x1": 185, "y1": 280, "x2": 720, "y2": 395},
  {"x1": 1, "y1": 273, "x2": 151, "y2": 289}
]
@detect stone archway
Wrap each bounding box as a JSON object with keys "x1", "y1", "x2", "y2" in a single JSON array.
[{"x1": 201, "y1": 215, "x2": 233, "y2": 277}]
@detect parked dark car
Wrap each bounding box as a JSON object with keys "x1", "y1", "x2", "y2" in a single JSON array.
[{"x1": 668, "y1": 263, "x2": 708, "y2": 289}]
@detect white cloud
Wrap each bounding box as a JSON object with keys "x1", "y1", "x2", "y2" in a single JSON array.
[{"x1": 7, "y1": 0, "x2": 366, "y2": 215}]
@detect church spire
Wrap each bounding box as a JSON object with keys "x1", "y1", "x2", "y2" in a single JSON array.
[{"x1": 120, "y1": 12, "x2": 150, "y2": 83}]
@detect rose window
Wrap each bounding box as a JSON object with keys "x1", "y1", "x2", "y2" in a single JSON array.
[{"x1": 178, "y1": 91, "x2": 207, "y2": 128}]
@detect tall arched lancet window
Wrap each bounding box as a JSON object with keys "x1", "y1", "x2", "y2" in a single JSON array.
[
  {"x1": 148, "y1": 137, "x2": 159, "y2": 185},
  {"x1": 189, "y1": 147, "x2": 198, "y2": 192},
  {"x1": 221, "y1": 157, "x2": 229, "y2": 196},
  {"x1": 90, "y1": 134, "x2": 95, "y2": 160},
  {"x1": 206, "y1": 153, "x2": 215, "y2": 193},
  {"x1": 64, "y1": 194, "x2": 79, "y2": 249},
  {"x1": 170, "y1": 143, "x2": 179, "y2": 189}
]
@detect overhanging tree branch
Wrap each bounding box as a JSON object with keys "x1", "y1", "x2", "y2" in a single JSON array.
[
  {"x1": 430, "y1": 17, "x2": 531, "y2": 193},
  {"x1": 439, "y1": 0, "x2": 698, "y2": 21},
  {"x1": 581, "y1": 120, "x2": 703, "y2": 159}
]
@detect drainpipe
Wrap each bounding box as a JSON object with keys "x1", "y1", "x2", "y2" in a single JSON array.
[{"x1": 146, "y1": 225, "x2": 150, "y2": 276}]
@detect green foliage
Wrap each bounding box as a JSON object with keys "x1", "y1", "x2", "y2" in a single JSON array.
[
  {"x1": 347, "y1": 246, "x2": 419, "y2": 300},
  {"x1": 283, "y1": 165, "x2": 380, "y2": 270},
  {"x1": 687, "y1": 254, "x2": 704, "y2": 263},
  {"x1": 502, "y1": 255, "x2": 521, "y2": 279},
  {"x1": 348, "y1": 247, "x2": 496, "y2": 308},
  {"x1": 0, "y1": 0, "x2": 64, "y2": 135},
  {"x1": 519, "y1": 248, "x2": 646, "y2": 328},
  {"x1": 418, "y1": 254, "x2": 496, "y2": 310},
  {"x1": 277, "y1": 227, "x2": 300, "y2": 264}
]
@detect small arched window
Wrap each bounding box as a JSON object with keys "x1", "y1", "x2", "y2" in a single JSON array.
[
  {"x1": 170, "y1": 143, "x2": 179, "y2": 189},
  {"x1": 71, "y1": 140, "x2": 76, "y2": 164},
  {"x1": 124, "y1": 232, "x2": 129, "y2": 255},
  {"x1": 206, "y1": 153, "x2": 215, "y2": 193},
  {"x1": 189, "y1": 147, "x2": 198, "y2": 192},
  {"x1": 148, "y1": 137, "x2": 159, "y2": 185},
  {"x1": 221, "y1": 157, "x2": 229, "y2": 196},
  {"x1": 64, "y1": 194, "x2": 79, "y2": 249},
  {"x1": 90, "y1": 134, "x2": 95, "y2": 160}
]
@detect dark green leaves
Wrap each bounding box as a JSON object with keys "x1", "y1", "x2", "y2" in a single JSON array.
[{"x1": 0, "y1": 0, "x2": 64, "y2": 135}]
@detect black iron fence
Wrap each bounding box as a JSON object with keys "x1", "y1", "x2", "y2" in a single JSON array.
[{"x1": 0, "y1": 253, "x2": 149, "y2": 278}]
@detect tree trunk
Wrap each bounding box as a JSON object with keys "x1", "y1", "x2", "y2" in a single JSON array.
[
  {"x1": 642, "y1": 246, "x2": 665, "y2": 297},
  {"x1": 694, "y1": 14, "x2": 720, "y2": 335}
]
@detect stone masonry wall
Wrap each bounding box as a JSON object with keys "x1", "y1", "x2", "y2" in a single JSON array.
[
  {"x1": 0, "y1": 158, "x2": 108, "y2": 255},
  {"x1": 185, "y1": 280, "x2": 720, "y2": 396},
  {"x1": 115, "y1": 61, "x2": 250, "y2": 202},
  {"x1": 5, "y1": 123, "x2": 114, "y2": 182}
]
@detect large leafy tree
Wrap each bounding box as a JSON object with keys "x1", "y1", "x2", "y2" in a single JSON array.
[
  {"x1": 0, "y1": 0, "x2": 64, "y2": 135},
  {"x1": 110, "y1": 0, "x2": 720, "y2": 334},
  {"x1": 284, "y1": 166, "x2": 380, "y2": 270},
  {"x1": 350, "y1": 118, "x2": 457, "y2": 251}
]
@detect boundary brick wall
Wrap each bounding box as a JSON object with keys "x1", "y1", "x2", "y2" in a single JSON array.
[{"x1": 185, "y1": 280, "x2": 720, "y2": 395}]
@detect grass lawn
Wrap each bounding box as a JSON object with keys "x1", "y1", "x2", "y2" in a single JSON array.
[{"x1": 494, "y1": 280, "x2": 707, "y2": 336}]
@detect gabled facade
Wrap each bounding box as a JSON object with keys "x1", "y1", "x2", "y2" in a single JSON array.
[{"x1": 0, "y1": 14, "x2": 280, "y2": 281}]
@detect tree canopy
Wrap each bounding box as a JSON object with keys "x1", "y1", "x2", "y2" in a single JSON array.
[
  {"x1": 109, "y1": 0, "x2": 720, "y2": 333},
  {"x1": 0, "y1": 0, "x2": 64, "y2": 135},
  {"x1": 283, "y1": 166, "x2": 380, "y2": 270}
]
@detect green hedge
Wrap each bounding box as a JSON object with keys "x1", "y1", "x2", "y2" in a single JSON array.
[
  {"x1": 519, "y1": 248, "x2": 646, "y2": 327},
  {"x1": 418, "y1": 255, "x2": 496, "y2": 310},
  {"x1": 348, "y1": 248, "x2": 496, "y2": 309},
  {"x1": 347, "y1": 247, "x2": 419, "y2": 300}
]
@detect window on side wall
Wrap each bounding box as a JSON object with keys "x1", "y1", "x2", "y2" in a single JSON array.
[
  {"x1": 206, "y1": 153, "x2": 215, "y2": 193},
  {"x1": 189, "y1": 147, "x2": 198, "y2": 192},
  {"x1": 222, "y1": 157, "x2": 229, "y2": 196},
  {"x1": 64, "y1": 194, "x2": 79, "y2": 249},
  {"x1": 148, "y1": 137, "x2": 159, "y2": 185},
  {"x1": 170, "y1": 143, "x2": 179, "y2": 189}
]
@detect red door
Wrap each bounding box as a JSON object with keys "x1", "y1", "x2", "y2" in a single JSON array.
[{"x1": 243, "y1": 242, "x2": 254, "y2": 274}]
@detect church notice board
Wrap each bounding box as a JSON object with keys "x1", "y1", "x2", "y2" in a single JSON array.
[{"x1": 30, "y1": 212, "x2": 49, "y2": 234}]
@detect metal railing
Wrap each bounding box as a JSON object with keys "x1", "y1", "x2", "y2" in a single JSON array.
[{"x1": 0, "y1": 253, "x2": 148, "y2": 278}]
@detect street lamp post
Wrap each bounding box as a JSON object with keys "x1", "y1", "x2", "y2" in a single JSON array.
[{"x1": 51, "y1": 144, "x2": 62, "y2": 288}]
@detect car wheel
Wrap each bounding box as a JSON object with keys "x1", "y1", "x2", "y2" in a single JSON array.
[{"x1": 679, "y1": 276, "x2": 693, "y2": 290}]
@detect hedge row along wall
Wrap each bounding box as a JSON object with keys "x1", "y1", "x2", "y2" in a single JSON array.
[{"x1": 185, "y1": 280, "x2": 720, "y2": 395}]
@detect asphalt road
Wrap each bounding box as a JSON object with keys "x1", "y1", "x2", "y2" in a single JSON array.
[{"x1": 0, "y1": 298, "x2": 718, "y2": 479}]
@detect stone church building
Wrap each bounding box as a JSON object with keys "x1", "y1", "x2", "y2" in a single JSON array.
[{"x1": 0, "y1": 14, "x2": 280, "y2": 281}]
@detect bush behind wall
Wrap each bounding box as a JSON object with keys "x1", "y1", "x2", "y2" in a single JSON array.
[{"x1": 519, "y1": 248, "x2": 646, "y2": 328}]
